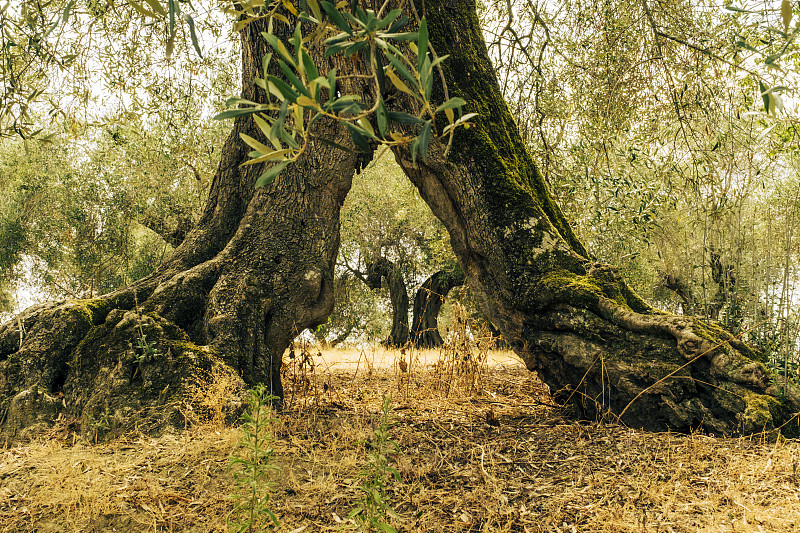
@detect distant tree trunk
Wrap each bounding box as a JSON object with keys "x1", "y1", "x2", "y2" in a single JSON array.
[
  {"x1": 660, "y1": 248, "x2": 742, "y2": 325},
  {"x1": 708, "y1": 249, "x2": 743, "y2": 327},
  {"x1": 390, "y1": 0, "x2": 799, "y2": 435},
  {"x1": 660, "y1": 270, "x2": 697, "y2": 315},
  {"x1": 366, "y1": 257, "x2": 410, "y2": 347},
  {"x1": 411, "y1": 267, "x2": 465, "y2": 348}
]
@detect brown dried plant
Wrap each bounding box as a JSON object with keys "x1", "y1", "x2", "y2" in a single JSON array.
[
  {"x1": 434, "y1": 302, "x2": 492, "y2": 397},
  {"x1": 182, "y1": 363, "x2": 244, "y2": 430}
]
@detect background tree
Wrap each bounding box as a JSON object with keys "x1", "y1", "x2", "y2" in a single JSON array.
[
  {"x1": 312, "y1": 270, "x2": 386, "y2": 347},
  {"x1": 335, "y1": 156, "x2": 456, "y2": 347},
  {"x1": 0, "y1": 28, "x2": 235, "y2": 319},
  {"x1": 410, "y1": 265, "x2": 464, "y2": 348}
]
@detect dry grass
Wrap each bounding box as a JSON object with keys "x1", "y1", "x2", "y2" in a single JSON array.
[{"x1": 2, "y1": 344, "x2": 800, "y2": 532}]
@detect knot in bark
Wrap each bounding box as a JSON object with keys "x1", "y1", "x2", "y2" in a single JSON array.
[
  {"x1": 730, "y1": 362, "x2": 769, "y2": 389},
  {"x1": 676, "y1": 332, "x2": 713, "y2": 360},
  {"x1": 303, "y1": 269, "x2": 323, "y2": 299}
]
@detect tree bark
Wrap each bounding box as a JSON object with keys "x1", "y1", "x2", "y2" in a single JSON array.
[
  {"x1": 411, "y1": 266, "x2": 464, "y2": 348},
  {"x1": 0, "y1": 13, "x2": 368, "y2": 442},
  {"x1": 390, "y1": 0, "x2": 800, "y2": 435},
  {"x1": 366, "y1": 257, "x2": 410, "y2": 347},
  {"x1": 660, "y1": 270, "x2": 697, "y2": 315}
]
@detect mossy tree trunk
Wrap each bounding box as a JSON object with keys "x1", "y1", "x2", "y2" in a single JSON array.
[
  {"x1": 0, "y1": 16, "x2": 368, "y2": 442},
  {"x1": 390, "y1": 0, "x2": 800, "y2": 435}
]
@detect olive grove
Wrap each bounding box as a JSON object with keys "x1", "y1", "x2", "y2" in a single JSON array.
[{"x1": 0, "y1": 0, "x2": 799, "y2": 443}]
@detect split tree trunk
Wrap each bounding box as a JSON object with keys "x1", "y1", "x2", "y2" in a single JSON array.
[
  {"x1": 391, "y1": 0, "x2": 800, "y2": 435},
  {"x1": 1, "y1": 0, "x2": 798, "y2": 442},
  {"x1": 410, "y1": 267, "x2": 464, "y2": 348}
]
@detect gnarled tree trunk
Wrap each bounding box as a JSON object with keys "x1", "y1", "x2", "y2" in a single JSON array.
[
  {"x1": 0, "y1": 15, "x2": 369, "y2": 442},
  {"x1": 390, "y1": 0, "x2": 799, "y2": 435},
  {"x1": 411, "y1": 266, "x2": 464, "y2": 348},
  {"x1": 1, "y1": 0, "x2": 798, "y2": 443}
]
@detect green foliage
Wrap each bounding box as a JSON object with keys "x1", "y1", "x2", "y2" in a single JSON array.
[
  {"x1": 215, "y1": 1, "x2": 474, "y2": 187},
  {"x1": 129, "y1": 332, "x2": 161, "y2": 364},
  {"x1": 314, "y1": 271, "x2": 387, "y2": 346},
  {"x1": 0, "y1": 20, "x2": 232, "y2": 315},
  {"x1": 228, "y1": 384, "x2": 280, "y2": 533},
  {"x1": 9, "y1": 0, "x2": 800, "y2": 387},
  {"x1": 0, "y1": 0, "x2": 228, "y2": 140},
  {"x1": 341, "y1": 157, "x2": 452, "y2": 274},
  {"x1": 327, "y1": 156, "x2": 456, "y2": 345},
  {"x1": 0, "y1": 135, "x2": 183, "y2": 313},
  {"x1": 347, "y1": 395, "x2": 401, "y2": 533}
]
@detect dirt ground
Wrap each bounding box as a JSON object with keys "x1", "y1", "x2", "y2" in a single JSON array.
[{"x1": 2, "y1": 346, "x2": 800, "y2": 532}]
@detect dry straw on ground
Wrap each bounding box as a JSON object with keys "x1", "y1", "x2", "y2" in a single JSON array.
[{"x1": 2, "y1": 343, "x2": 800, "y2": 532}]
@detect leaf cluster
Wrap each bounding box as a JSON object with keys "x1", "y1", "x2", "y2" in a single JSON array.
[
  {"x1": 347, "y1": 394, "x2": 401, "y2": 532},
  {"x1": 214, "y1": 1, "x2": 475, "y2": 188},
  {"x1": 0, "y1": 0, "x2": 217, "y2": 141},
  {"x1": 127, "y1": 0, "x2": 204, "y2": 58},
  {"x1": 227, "y1": 383, "x2": 281, "y2": 533},
  {"x1": 128, "y1": 333, "x2": 161, "y2": 364},
  {"x1": 725, "y1": 0, "x2": 800, "y2": 115}
]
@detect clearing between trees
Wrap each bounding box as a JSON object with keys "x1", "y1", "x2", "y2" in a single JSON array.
[{"x1": 1, "y1": 346, "x2": 799, "y2": 533}]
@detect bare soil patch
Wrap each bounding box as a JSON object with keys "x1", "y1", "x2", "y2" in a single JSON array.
[{"x1": 2, "y1": 347, "x2": 800, "y2": 532}]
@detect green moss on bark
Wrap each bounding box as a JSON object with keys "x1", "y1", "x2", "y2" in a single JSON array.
[
  {"x1": 530, "y1": 268, "x2": 647, "y2": 315},
  {"x1": 61, "y1": 308, "x2": 238, "y2": 441},
  {"x1": 68, "y1": 298, "x2": 112, "y2": 325},
  {"x1": 538, "y1": 271, "x2": 602, "y2": 308},
  {"x1": 423, "y1": 0, "x2": 588, "y2": 260},
  {"x1": 618, "y1": 279, "x2": 658, "y2": 315},
  {"x1": 741, "y1": 392, "x2": 780, "y2": 433}
]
